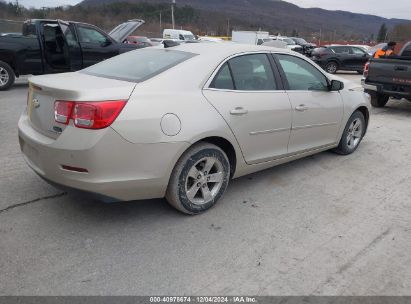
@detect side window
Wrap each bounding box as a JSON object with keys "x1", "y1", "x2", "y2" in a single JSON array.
[
  {"x1": 59, "y1": 23, "x2": 78, "y2": 48},
  {"x1": 23, "y1": 23, "x2": 37, "y2": 37},
  {"x1": 229, "y1": 54, "x2": 277, "y2": 91},
  {"x1": 276, "y1": 54, "x2": 329, "y2": 91},
  {"x1": 77, "y1": 26, "x2": 109, "y2": 44},
  {"x1": 403, "y1": 45, "x2": 411, "y2": 57},
  {"x1": 332, "y1": 46, "x2": 350, "y2": 54},
  {"x1": 210, "y1": 63, "x2": 234, "y2": 90},
  {"x1": 351, "y1": 47, "x2": 366, "y2": 55}
]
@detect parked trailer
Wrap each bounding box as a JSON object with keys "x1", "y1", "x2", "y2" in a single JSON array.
[{"x1": 232, "y1": 31, "x2": 270, "y2": 45}]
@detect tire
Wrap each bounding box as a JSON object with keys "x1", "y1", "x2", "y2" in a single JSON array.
[
  {"x1": 0, "y1": 61, "x2": 15, "y2": 91},
  {"x1": 357, "y1": 70, "x2": 363, "y2": 75},
  {"x1": 325, "y1": 61, "x2": 338, "y2": 74},
  {"x1": 166, "y1": 142, "x2": 230, "y2": 215},
  {"x1": 369, "y1": 92, "x2": 389, "y2": 108},
  {"x1": 333, "y1": 111, "x2": 366, "y2": 155}
]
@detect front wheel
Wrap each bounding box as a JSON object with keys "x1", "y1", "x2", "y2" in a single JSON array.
[
  {"x1": 166, "y1": 142, "x2": 230, "y2": 215},
  {"x1": 369, "y1": 92, "x2": 389, "y2": 108},
  {"x1": 0, "y1": 61, "x2": 15, "y2": 91},
  {"x1": 333, "y1": 111, "x2": 366, "y2": 155},
  {"x1": 325, "y1": 61, "x2": 338, "y2": 74}
]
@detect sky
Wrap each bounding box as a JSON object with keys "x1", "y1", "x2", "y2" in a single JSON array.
[{"x1": 16, "y1": 0, "x2": 411, "y2": 19}]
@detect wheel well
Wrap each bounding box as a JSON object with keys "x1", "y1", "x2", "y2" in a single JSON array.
[
  {"x1": 199, "y1": 137, "x2": 237, "y2": 178},
  {"x1": 356, "y1": 106, "x2": 370, "y2": 130},
  {"x1": 0, "y1": 58, "x2": 17, "y2": 74},
  {"x1": 327, "y1": 60, "x2": 339, "y2": 67}
]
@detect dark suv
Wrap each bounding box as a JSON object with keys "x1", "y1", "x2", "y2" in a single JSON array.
[{"x1": 311, "y1": 45, "x2": 370, "y2": 74}]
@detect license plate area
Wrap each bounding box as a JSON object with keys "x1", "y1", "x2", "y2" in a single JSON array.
[{"x1": 20, "y1": 137, "x2": 41, "y2": 169}]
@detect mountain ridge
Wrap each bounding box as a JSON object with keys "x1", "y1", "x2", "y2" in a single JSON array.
[{"x1": 78, "y1": 0, "x2": 411, "y2": 38}]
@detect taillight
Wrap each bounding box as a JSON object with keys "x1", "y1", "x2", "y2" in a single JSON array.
[
  {"x1": 54, "y1": 101, "x2": 74, "y2": 125},
  {"x1": 54, "y1": 100, "x2": 126, "y2": 129},
  {"x1": 363, "y1": 62, "x2": 370, "y2": 77}
]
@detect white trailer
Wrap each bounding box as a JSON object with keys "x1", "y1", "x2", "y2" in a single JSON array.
[{"x1": 231, "y1": 31, "x2": 270, "y2": 45}]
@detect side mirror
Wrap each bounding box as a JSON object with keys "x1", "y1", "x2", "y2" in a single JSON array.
[
  {"x1": 101, "y1": 39, "x2": 112, "y2": 47},
  {"x1": 329, "y1": 80, "x2": 344, "y2": 91}
]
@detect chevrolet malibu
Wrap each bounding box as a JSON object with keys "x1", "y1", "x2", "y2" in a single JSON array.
[{"x1": 18, "y1": 43, "x2": 370, "y2": 214}]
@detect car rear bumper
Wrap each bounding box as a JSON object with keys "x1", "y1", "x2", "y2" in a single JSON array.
[
  {"x1": 362, "y1": 79, "x2": 411, "y2": 98},
  {"x1": 18, "y1": 111, "x2": 189, "y2": 201}
]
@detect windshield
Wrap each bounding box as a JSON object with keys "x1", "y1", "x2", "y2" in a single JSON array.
[
  {"x1": 184, "y1": 34, "x2": 196, "y2": 41},
  {"x1": 293, "y1": 38, "x2": 307, "y2": 44},
  {"x1": 283, "y1": 38, "x2": 296, "y2": 45},
  {"x1": 82, "y1": 49, "x2": 196, "y2": 83}
]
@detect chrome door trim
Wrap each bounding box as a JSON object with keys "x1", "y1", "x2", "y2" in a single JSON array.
[
  {"x1": 292, "y1": 122, "x2": 338, "y2": 131},
  {"x1": 249, "y1": 128, "x2": 290, "y2": 136}
]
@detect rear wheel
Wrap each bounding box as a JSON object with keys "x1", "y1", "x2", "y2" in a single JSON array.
[
  {"x1": 333, "y1": 111, "x2": 365, "y2": 155},
  {"x1": 369, "y1": 92, "x2": 389, "y2": 108},
  {"x1": 0, "y1": 61, "x2": 15, "y2": 91},
  {"x1": 166, "y1": 142, "x2": 230, "y2": 215},
  {"x1": 325, "y1": 61, "x2": 338, "y2": 74}
]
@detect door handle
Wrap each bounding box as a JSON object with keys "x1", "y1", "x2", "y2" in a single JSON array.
[
  {"x1": 230, "y1": 107, "x2": 248, "y2": 115},
  {"x1": 395, "y1": 66, "x2": 408, "y2": 71},
  {"x1": 295, "y1": 104, "x2": 309, "y2": 112}
]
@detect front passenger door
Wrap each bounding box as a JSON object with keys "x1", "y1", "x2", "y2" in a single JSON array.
[
  {"x1": 203, "y1": 53, "x2": 292, "y2": 164},
  {"x1": 274, "y1": 54, "x2": 344, "y2": 153},
  {"x1": 76, "y1": 24, "x2": 118, "y2": 68}
]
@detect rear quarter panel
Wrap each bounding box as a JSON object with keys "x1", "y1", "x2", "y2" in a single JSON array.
[{"x1": 110, "y1": 58, "x2": 247, "y2": 174}]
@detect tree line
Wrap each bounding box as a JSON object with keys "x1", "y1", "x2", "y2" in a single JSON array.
[{"x1": 1, "y1": 0, "x2": 410, "y2": 42}]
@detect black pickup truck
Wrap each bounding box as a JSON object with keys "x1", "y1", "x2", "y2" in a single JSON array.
[
  {"x1": 362, "y1": 42, "x2": 411, "y2": 107},
  {"x1": 0, "y1": 19, "x2": 145, "y2": 90}
]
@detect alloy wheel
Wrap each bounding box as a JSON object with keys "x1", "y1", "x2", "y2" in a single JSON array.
[
  {"x1": 346, "y1": 118, "x2": 363, "y2": 150},
  {"x1": 326, "y1": 63, "x2": 337, "y2": 74},
  {"x1": 185, "y1": 156, "x2": 224, "y2": 205},
  {"x1": 0, "y1": 67, "x2": 9, "y2": 87}
]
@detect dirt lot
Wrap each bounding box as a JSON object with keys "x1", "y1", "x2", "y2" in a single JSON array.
[{"x1": 0, "y1": 73, "x2": 411, "y2": 295}]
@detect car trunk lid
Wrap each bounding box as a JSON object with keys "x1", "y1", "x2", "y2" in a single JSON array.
[
  {"x1": 27, "y1": 72, "x2": 136, "y2": 139},
  {"x1": 108, "y1": 19, "x2": 145, "y2": 43}
]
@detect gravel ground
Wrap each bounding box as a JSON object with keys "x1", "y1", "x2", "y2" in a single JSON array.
[{"x1": 0, "y1": 73, "x2": 410, "y2": 295}]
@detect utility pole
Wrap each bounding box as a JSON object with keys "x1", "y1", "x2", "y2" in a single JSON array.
[
  {"x1": 227, "y1": 18, "x2": 230, "y2": 37},
  {"x1": 319, "y1": 28, "x2": 322, "y2": 46},
  {"x1": 15, "y1": 0, "x2": 20, "y2": 14},
  {"x1": 171, "y1": 0, "x2": 176, "y2": 30},
  {"x1": 159, "y1": 11, "x2": 162, "y2": 36}
]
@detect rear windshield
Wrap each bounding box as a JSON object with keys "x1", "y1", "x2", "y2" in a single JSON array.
[{"x1": 81, "y1": 49, "x2": 196, "y2": 82}]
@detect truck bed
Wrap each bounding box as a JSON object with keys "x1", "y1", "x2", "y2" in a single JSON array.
[{"x1": 366, "y1": 57, "x2": 411, "y2": 97}]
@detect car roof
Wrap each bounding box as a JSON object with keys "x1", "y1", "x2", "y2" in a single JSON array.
[
  {"x1": 27, "y1": 19, "x2": 96, "y2": 28},
  {"x1": 171, "y1": 42, "x2": 292, "y2": 58}
]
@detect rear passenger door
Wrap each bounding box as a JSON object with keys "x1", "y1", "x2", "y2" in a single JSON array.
[
  {"x1": 331, "y1": 46, "x2": 351, "y2": 68},
  {"x1": 274, "y1": 54, "x2": 343, "y2": 153},
  {"x1": 203, "y1": 53, "x2": 292, "y2": 164}
]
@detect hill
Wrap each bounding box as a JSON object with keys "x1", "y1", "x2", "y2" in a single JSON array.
[{"x1": 79, "y1": 0, "x2": 411, "y2": 39}]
